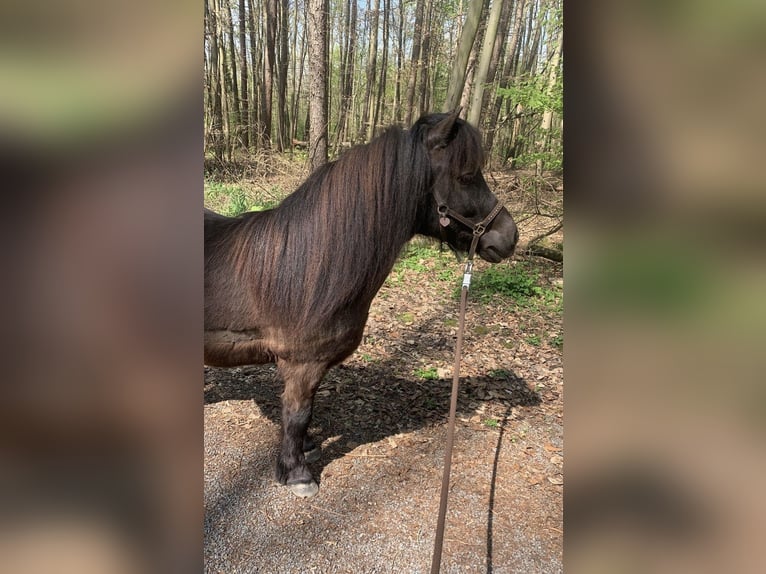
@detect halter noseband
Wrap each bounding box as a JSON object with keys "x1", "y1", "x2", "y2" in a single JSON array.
[{"x1": 435, "y1": 198, "x2": 505, "y2": 260}]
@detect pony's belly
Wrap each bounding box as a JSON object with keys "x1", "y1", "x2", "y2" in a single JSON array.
[
  {"x1": 204, "y1": 329, "x2": 275, "y2": 367},
  {"x1": 203, "y1": 325, "x2": 363, "y2": 367}
]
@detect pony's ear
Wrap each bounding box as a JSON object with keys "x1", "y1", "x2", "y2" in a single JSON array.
[{"x1": 426, "y1": 107, "x2": 462, "y2": 150}]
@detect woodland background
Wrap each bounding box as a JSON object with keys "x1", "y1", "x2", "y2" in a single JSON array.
[{"x1": 203, "y1": 0, "x2": 562, "y2": 174}]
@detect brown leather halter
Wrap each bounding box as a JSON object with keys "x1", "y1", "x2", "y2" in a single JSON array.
[{"x1": 435, "y1": 197, "x2": 506, "y2": 260}]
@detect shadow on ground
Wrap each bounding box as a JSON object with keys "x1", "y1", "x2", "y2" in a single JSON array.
[{"x1": 205, "y1": 357, "x2": 539, "y2": 482}]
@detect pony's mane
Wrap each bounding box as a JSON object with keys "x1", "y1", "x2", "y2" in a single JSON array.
[{"x1": 228, "y1": 125, "x2": 431, "y2": 329}]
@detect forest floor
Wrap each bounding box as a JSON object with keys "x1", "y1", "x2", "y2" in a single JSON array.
[{"x1": 204, "y1": 164, "x2": 563, "y2": 573}]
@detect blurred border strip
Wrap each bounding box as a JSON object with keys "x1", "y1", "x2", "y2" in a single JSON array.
[
  {"x1": 565, "y1": 0, "x2": 766, "y2": 572},
  {"x1": 0, "y1": 1, "x2": 203, "y2": 573}
]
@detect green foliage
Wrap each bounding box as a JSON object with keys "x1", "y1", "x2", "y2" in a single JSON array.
[
  {"x1": 458, "y1": 262, "x2": 562, "y2": 314},
  {"x1": 513, "y1": 140, "x2": 563, "y2": 171},
  {"x1": 483, "y1": 418, "x2": 500, "y2": 428},
  {"x1": 204, "y1": 180, "x2": 283, "y2": 217},
  {"x1": 525, "y1": 334, "x2": 541, "y2": 346},
  {"x1": 550, "y1": 333, "x2": 564, "y2": 350},
  {"x1": 414, "y1": 367, "x2": 439, "y2": 380},
  {"x1": 496, "y1": 73, "x2": 563, "y2": 170},
  {"x1": 397, "y1": 312, "x2": 415, "y2": 325},
  {"x1": 497, "y1": 76, "x2": 562, "y2": 116},
  {"x1": 467, "y1": 263, "x2": 543, "y2": 303},
  {"x1": 389, "y1": 240, "x2": 453, "y2": 284}
]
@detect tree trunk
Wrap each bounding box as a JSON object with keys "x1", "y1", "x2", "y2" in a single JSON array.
[
  {"x1": 248, "y1": 0, "x2": 262, "y2": 147},
  {"x1": 307, "y1": 0, "x2": 328, "y2": 169},
  {"x1": 485, "y1": 0, "x2": 526, "y2": 155},
  {"x1": 277, "y1": 0, "x2": 290, "y2": 150},
  {"x1": 467, "y1": 0, "x2": 504, "y2": 127},
  {"x1": 225, "y1": 0, "x2": 241, "y2": 139},
  {"x1": 239, "y1": 0, "x2": 249, "y2": 148},
  {"x1": 335, "y1": 0, "x2": 356, "y2": 148},
  {"x1": 206, "y1": 0, "x2": 225, "y2": 161},
  {"x1": 482, "y1": 0, "x2": 514, "y2": 111},
  {"x1": 362, "y1": 0, "x2": 379, "y2": 141},
  {"x1": 263, "y1": 0, "x2": 277, "y2": 146},
  {"x1": 393, "y1": 0, "x2": 404, "y2": 122},
  {"x1": 405, "y1": 0, "x2": 425, "y2": 124},
  {"x1": 417, "y1": 0, "x2": 433, "y2": 114},
  {"x1": 443, "y1": 0, "x2": 485, "y2": 112},
  {"x1": 535, "y1": 22, "x2": 562, "y2": 173},
  {"x1": 374, "y1": 0, "x2": 390, "y2": 129}
]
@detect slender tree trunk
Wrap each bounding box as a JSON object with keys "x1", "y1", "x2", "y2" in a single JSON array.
[
  {"x1": 206, "y1": 0, "x2": 225, "y2": 161},
  {"x1": 225, "y1": 0, "x2": 241, "y2": 143},
  {"x1": 307, "y1": 0, "x2": 328, "y2": 169},
  {"x1": 277, "y1": 0, "x2": 290, "y2": 150},
  {"x1": 362, "y1": 0, "x2": 379, "y2": 141},
  {"x1": 520, "y1": 0, "x2": 541, "y2": 75},
  {"x1": 405, "y1": 0, "x2": 425, "y2": 124},
  {"x1": 485, "y1": 0, "x2": 525, "y2": 154},
  {"x1": 418, "y1": 0, "x2": 433, "y2": 114},
  {"x1": 248, "y1": 0, "x2": 262, "y2": 147},
  {"x1": 263, "y1": 0, "x2": 277, "y2": 146},
  {"x1": 336, "y1": 0, "x2": 357, "y2": 147},
  {"x1": 238, "y1": 0, "x2": 249, "y2": 148},
  {"x1": 536, "y1": 22, "x2": 562, "y2": 173},
  {"x1": 290, "y1": 0, "x2": 300, "y2": 143},
  {"x1": 374, "y1": 0, "x2": 389, "y2": 129},
  {"x1": 335, "y1": 0, "x2": 349, "y2": 148},
  {"x1": 393, "y1": 0, "x2": 404, "y2": 122},
  {"x1": 444, "y1": 0, "x2": 484, "y2": 112},
  {"x1": 467, "y1": 0, "x2": 504, "y2": 126},
  {"x1": 482, "y1": 0, "x2": 514, "y2": 110}
]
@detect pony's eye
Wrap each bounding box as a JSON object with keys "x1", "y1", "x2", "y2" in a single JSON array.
[{"x1": 458, "y1": 173, "x2": 475, "y2": 184}]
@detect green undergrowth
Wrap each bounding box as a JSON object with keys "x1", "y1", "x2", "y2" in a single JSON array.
[
  {"x1": 462, "y1": 260, "x2": 562, "y2": 311},
  {"x1": 204, "y1": 180, "x2": 285, "y2": 217},
  {"x1": 388, "y1": 240, "x2": 456, "y2": 285},
  {"x1": 389, "y1": 241, "x2": 562, "y2": 314}
]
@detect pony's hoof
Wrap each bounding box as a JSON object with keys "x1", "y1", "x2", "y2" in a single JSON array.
[
  {"x1": 304, "y1": 447, "x2": 321, "y2": 464},
  {"x1": 288, "y1": 480, "x2": 319, "y2": 498}
]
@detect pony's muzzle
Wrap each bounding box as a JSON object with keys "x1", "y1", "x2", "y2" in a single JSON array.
[{"x1": 477, "y1": 215, "x2": 518, "y2": 263}]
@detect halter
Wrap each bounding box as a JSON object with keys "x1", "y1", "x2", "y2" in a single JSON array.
[{"x1": 434, "y1": 196, "x2": 506, "y2": 261}]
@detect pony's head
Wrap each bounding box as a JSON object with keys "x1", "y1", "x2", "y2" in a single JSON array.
[{"x1": 412, "y1": 110, "x2": 518, "y2": 263}]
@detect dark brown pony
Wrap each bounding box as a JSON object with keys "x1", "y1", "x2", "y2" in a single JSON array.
[{"x1": 204, "y1": 110, "x2": 518, "y2": 497}]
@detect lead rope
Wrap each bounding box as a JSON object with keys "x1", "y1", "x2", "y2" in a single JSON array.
[{"x1": 429, "y1": 203, "x2": 500, "y2": 573}]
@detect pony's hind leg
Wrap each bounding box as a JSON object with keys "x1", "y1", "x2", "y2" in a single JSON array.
[{"x1": 275, "y1": 360, "x2": 327, "y2": 498}]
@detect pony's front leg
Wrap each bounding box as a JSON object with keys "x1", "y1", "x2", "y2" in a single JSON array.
[{"x1": 275, "y1": 360, "x2": 327, "y2": 498}]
